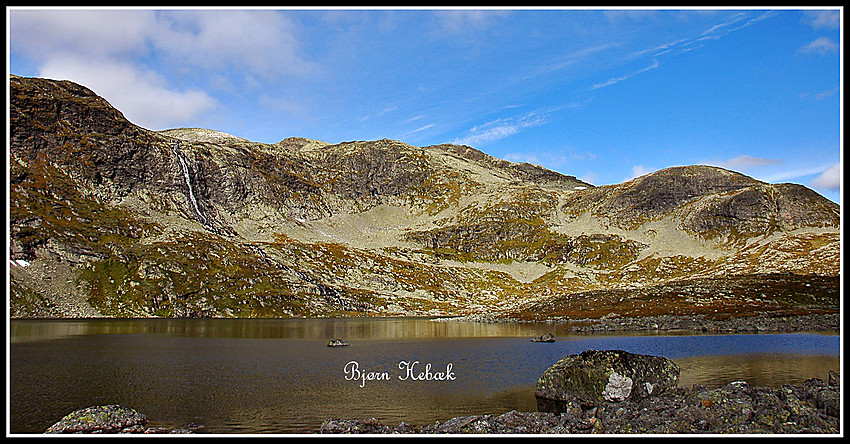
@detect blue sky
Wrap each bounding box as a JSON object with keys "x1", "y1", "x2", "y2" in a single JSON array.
[{"x1": 7, "y1": 7, "x2": 842, "y2": 203}]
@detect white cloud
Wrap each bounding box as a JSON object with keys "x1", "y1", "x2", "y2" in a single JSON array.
[
  {"x1": 810, "y1": 163, "x2": 841, "y2": 191},
  {"x1": 151, "y1": 10, "x2": 317, "y2": 80},
  {"x1": 9, "y1": 9, "x2": 158, "y2": 59},
  {"x1": 39, "y1": 55, "x2": 217, "y2": 130},
  {"x1": 10, "y1": 9, "x2": 316, "y2": 129}
]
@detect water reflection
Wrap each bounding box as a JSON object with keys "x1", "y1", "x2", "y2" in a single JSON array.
[
  {"x1": 10, "y1": 318, "x2": 582, "y2": 343},
  {"x1": 676, "y1": 353, "x2": 840, "y2": 388}
]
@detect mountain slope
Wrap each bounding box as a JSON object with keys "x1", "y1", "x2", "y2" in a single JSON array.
[{"x1": 8, "y1": 75, "x2": 841, "y2": 319}]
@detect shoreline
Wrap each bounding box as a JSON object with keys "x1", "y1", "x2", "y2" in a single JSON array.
[{"x1": 432, "y1": 312, "x2": 841, "y2": 334}]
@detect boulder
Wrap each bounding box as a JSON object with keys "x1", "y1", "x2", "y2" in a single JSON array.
[
  {"x1": 535, "y1": 349, "x2": 679, "y2": 413},
  {"x1": 45, "y1": 405, "x2": 148, "y2": 434}
]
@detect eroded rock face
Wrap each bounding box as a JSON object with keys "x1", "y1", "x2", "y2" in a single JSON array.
[{"x1": 535, "y1": 350, "x2": 679, "y2": 413}]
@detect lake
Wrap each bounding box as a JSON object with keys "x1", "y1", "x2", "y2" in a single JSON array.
[{"x1": 8, "y1": 318, "x2": 841, "y2": 434}]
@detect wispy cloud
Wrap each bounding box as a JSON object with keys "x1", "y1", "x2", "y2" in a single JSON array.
[
  {"x1": 694, "y1": 11, "x2": 775, "y2": 44},
  {"x1": 640, "y1": 11, "x2": 776, "y2": 59},
  {"x1": 579, "y1": 172, "x2": 598, "y2": 186},
  {"x1": 432, "y1": 9, "x2": 511, "y2": 35},
  {"x1": 713, "y1": 155, "x2": 783, "y2": 171},
  {"x1": 799, "y1": 37, "x2": 839, "y2": 54},
  {"x1": 759, "y1": 163, "x2": 839, "y2": 183},
  {"x1": 503, "y1": 153, "x2": 540, "y2": 165},
  {"x1": 527, "y1": 43, "x2": 620, "y2": 81},
  {"x1": 453, "y1": 111, "x2": 547, "y2": 147},
  {"x1": 802, "y1": 10, "x2": 840, "y2": 30},
  {"x1": 399, "y1": 124, "x2": 435, "y2": 140},
  {"x1": 627, "y1": 164, "x2": 657, "y2": 181},
  {"x1": 591, "y1": 59, "x2": 659, "y2": 90},
  {"x1": 799, "y1": 86, "x2": 840, "y2": 101}
]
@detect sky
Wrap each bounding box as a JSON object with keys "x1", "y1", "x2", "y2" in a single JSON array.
[{"x1": 6, "y1": 7, "x2": 843, "y2": 203}]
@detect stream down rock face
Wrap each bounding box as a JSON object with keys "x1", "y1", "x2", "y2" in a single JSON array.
[{"x1": 535, "y1": 350, "x2": 680, "y2": 413}]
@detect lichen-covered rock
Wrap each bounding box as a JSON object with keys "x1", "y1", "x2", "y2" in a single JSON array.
[
  {"x1": 535, "y1": 350, "x2": 679, "y2": 412},
  {"x1": 601, "y1": 372, "x2": 633, "y2": 402},
  {"x1": 319, "y1": 417, "x2": 395, "y2": 434},
  {"x1": 45, "y1": 405, "x2": 148, "y2": 434},
  {"x1": 44, "y1": 405, "x2": 203, "y2": 434}
]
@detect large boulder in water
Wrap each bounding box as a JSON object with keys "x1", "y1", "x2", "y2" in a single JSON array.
[
  {"x1": 45, "y1": 405, "x2": 148, "y2": 433},
  {"x1": 535, "y1": 349, "x2": 680, "y2": 413}
]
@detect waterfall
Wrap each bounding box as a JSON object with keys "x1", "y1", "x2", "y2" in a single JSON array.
[{"x1": 172, "y1": 144, "x2": 209, "y2": 227}]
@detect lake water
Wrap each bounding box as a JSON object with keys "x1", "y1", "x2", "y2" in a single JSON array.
[{"x1": 8, "y1": 318, "x2": 841, "y2": 434}]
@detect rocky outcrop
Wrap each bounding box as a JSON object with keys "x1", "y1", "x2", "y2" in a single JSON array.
[
  {"x1": 44, "y1": 405, "x2": 201, "y2": 434},
  {"x1": 534, "y1": 350, "x2": 680, "y2": 413},
  {"x1": 561, "y1": 165, "x2": 840, "y2": 237}
]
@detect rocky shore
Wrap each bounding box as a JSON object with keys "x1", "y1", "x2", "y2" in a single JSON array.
[
  {"x1": 320, "y1": 350, "x2": 841, "y2": 435},
  {"x1": 320, "y1": 376, "x2": 840, "y2": 434},
  {"x1": 568, "y1": 312, "x2": 840, "y2": 333},
  {"x1": 434, "y1": 312, "x2": 840, "y2": 333}
]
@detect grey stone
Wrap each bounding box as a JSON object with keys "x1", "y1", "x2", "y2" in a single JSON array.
[{"x1": 535, "y1": 349, "x2": 679, "y2": 412}]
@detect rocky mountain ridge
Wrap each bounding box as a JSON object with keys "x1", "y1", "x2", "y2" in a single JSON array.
[{"x1": 8, "y1": 75, "x2": 841, "y2": 319}]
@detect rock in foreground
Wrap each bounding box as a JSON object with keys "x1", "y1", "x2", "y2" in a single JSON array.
[
  {"x1": 535, "y1": 349, "x2": 680, "y2": 413},
  {"x1": 45, "y1": 405, "x2": 200, "y2": 434}
]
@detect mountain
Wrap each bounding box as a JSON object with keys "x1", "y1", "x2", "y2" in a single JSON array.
[{"x1": 8, "y1": 75, "x2": 841, "y2": 319}]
